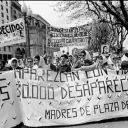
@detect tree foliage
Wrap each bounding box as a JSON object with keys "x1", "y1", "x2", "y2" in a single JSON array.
[{"x1": 53, "y1": 0, "x2": 128, "y2": 51}]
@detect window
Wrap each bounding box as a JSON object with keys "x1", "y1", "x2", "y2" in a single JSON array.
[
  {"x1": 1, "y1": 12, "x2": 4, "y2": 18},
  {"x1": 6, "y1": 1, "x2": 8, "y2": 6},
  {"x1": 6, "y1": 8, "x2": 8, "y2": 13},
  {"x1": 13, "y1": 15, "x2": 17, "y2": 20},
  {"x1": 8, "y1": 46, "x2": 11, "y2": 52},
  {"x1": 7, "y1": 15, "x2": 9, "y2": 20},
  {"x1": 1, "y1": 5, "x2": 3, "y2": 10},
  {"x1": 2, "y1": 20, "x2": 4, "y2": 24},
  {"x1": 4, "y1": 47, "x2": 6, "y2": 51},
  {"x1": 14, "y1": 10, "x2": 16, "y2": 14}
]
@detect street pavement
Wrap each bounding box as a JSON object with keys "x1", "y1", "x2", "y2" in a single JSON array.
[
  {"x1": 25, "y1": 117, "x2": 128, "y2": 128},
  {"x1": 56, "y1": 118, "x2": 128, "y2": 128}
]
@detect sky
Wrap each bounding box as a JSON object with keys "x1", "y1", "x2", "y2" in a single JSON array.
[{"x1": 19, "y1": 1, "x2": 75, "y2": 28}]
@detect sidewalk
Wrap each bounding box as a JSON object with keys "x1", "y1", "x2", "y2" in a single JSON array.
[{"x1": 19, "y1": 117, "x2": 128, "y2": 128}]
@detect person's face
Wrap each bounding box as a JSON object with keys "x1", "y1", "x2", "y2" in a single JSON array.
[
  {"x1": 99, "y1": 56, "x2": 103, "y2": 64},
  {"x1": 55, "y1": 57, "x2": 59, "y2": 63},
  {"x1": 34, "y1": 58, "x2": 39, "y2": 65},
  {"x1": 27, "y1": 59, "x2": 33, "y2": 68},
  {"x1": 68, "y1": 56, "x2": 72, "y2": 62},
  {"x1": 11, "y1": 60, "x2": 18, "y2": 69},
  {"x1": 81, "y1": 53, "x2": 85, "y2": 59},
  {"x1": 47, "y1": 57, "x2": 52, "y2": 64},
  {"x1": 60, "y1": 57, "x2": 66, "y2": 65},
  {"x1": 111, "y1": 54, "x2": 117, "y2": 64},
  {"x1": 104, "y1": 47, "x2": 108, "y2": 53}
]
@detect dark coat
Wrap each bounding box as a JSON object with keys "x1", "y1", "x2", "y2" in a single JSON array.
[{"x1": 56, "y1": 64, "x2": 71, "y2": 73}]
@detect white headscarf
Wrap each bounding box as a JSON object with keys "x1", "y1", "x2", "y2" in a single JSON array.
[
  {"x1": 38, "y1": 56, "x2": 46, "y2": 68},
  {"x1": 82, "y1": 50, "x2": 92, "y2": 61},
  {"x1": 101, "y1": 55, "x2": 107, "y2": 64},
  {"x1": 121, "y1": 54, "x2": 128, "y2": 62},
  {"x1": 107, "y1": 54, "x2": 116, "y2": 65},
  {"x1": 9, "y1": 58, "x2": 18, "y2": 68}
]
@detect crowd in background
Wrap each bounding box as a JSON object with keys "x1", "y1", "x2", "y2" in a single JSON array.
[{"x1": 0, "y1": 48, "x2": 128, "y2": 73}]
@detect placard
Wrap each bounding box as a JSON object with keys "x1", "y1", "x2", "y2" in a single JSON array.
[{"x1": 0, "y1": 18, "x2": 26, "y2": 47}]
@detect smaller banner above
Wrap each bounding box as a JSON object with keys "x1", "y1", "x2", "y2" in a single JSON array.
[{"x1": 0, "y1": 18, "x2": 26, "y2": 47}]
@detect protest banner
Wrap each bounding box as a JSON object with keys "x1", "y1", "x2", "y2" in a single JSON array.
[
  {"x1": 0, "y1": 18, "x2": 26, "y2": 47},
  {"x1": 2, "y1": 68, "x2": 128, "y2": 127},
  {"x1": 47, "y1": 24, "x2": 91, "y2": 48},
  {"x1": 0, "y1": 71, "x2": 22, "y2": 128},
  {"x1": 14, "y1": 68, "x2": 128, "y2": 127}
]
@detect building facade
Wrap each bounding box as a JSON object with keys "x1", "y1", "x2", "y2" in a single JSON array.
[
  {"x1": 27, "y1": 14, "x2": 50, "y2": 57},
  {"x1": 10, "y1": 0, "x2": 22, "y2": 21},
  {"x1": 10, "y1": 1, "x2": 26, "y2": 59},
  {"x1": 0, "y1": 0, "x2": 11, "y2": 24},
  {"x1": 0, "y1": 0, "x2": 25, "y2": 61},
  {"x1": 0, "y1": 1, "x2": 12, "y2": 61},
  {"x1": 0, "y1": 1, "x2": 53, "y2": 61}
]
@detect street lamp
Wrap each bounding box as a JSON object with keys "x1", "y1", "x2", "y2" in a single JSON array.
[{"x1": 21, "y1": 1, "x2": 33, "y2": 57}]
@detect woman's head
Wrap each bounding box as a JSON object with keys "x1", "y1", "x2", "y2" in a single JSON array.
[
  {"x1": 27, "y1": 57, "x2": 33, "y2": 68},
  {"x1": 46, "y1": 56, "x2": 52, "y2": 64},
  {"x1": 10, "y1": 58, "x2": 18, "y2": 69},
  {"x1": 34, "y1": 55, "x2": 40, "y2": 65},
  {"x1": 55, "y1": 57, "x2": 59, "y2": 63},
  {"x1": 81, "y1": 50, "x2": 86, "y2": 59},
  {"x1": 60, "y1": 54, "x2": 68, "y2": 65},
  {"x1": 99, "y1": 55, "x2": 107, "y2": 65},
  {"x1": 81, "y1": 50, "x2": 92, "y2": 61},
  {"x1": 68, "y1": 55, "x2": 73, "y2": 62},
  {"x1": 103, "y1": 46, "x2": 108, "y2": 54}
]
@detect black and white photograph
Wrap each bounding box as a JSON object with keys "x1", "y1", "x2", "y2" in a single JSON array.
[{"x1": 0, "y1": 1, "x2": 128, "y2": 128}]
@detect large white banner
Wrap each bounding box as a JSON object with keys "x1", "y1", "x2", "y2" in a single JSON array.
[
  {"x1": 15, "y1": 68, "x2": 128, "y2": 127},
  {"x1": 1, "y1": 69, "x2": 128, "y2": 127},
  {"x1": 0, "y1": 18, "x2": 26, "y2": 47},
  {"x1": 0, "y1": 71, "x2": 22, "y2": 128}
]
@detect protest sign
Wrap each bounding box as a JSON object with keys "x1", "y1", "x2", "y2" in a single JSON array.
[
  {"x1": 101, "y1": 45, "x2": 110, "y2": 56},
  {"x1": 15, "y1": 68, "x2": 128, "y2": 127},
  {"x1": 47, "y1": 24, "x2": 91, "y2": 48},
  {"x1": 0, "y1": 18, "x2": 26, "y2": 47},
  {"x1": 0, "y1": 71, "x2": 22, "y2": 128}
]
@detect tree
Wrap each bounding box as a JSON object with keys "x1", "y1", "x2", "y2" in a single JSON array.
[
  {"x1": 54, "y1": 1, "x2": 128, "y2": 51},
  {"x1": 89, "y1": 19, "x2": 111, "y2": 52}
]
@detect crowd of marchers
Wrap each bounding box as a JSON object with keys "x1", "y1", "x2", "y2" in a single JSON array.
[
  {"x1": 1, "y1": 49, "x2": 128, "y2": 128},
  {"x1": 0, "y1": 49, "x2": 128, "y2": 74}
]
